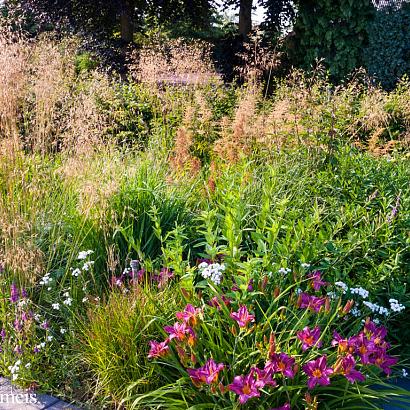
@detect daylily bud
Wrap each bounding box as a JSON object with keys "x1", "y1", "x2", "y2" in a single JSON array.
[
  {"x1": 260, "y1": 276, "x2": 269, "y2": 291},
  {"x1": 181, "y1": 287, "x2": 190, "y2": 299},
  {"x1": 268, "y1": 332, "x2": 276, "y2": 357},
  {"x1": 274, "y1": 287, "x2": 280, "y2": 298},
  {"x1": 325, "y1": 297, "x2": 331, "y2": 312},
  {"x1": 219, "y1": 382, "x2": 226, "y2": 394},
  {"x1": 231, "y1": 325, "x2": 237, "y2": 336},
  {"x1": 342, "y1": 299, "x2": 354, "y2": 314}
]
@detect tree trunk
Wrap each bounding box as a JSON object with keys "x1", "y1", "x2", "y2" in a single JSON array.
[
  {"x1": 239, "y1": 0, "x2": 253, "y2": 38},
  {"x1": 120, "y1": 0, "x2": 134, "y2": 43}
]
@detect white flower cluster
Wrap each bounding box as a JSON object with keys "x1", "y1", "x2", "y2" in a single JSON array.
[
  {"x1": 39, "y1": 273, "x2": 53, "y2": 286},
  {"x1": 327, "y1": 291, "x2": 337, "y2": 299},
  {"x1": 52, "y1": 303, "x2": 60, "y2": 310},
  {"x1": 8, "y1": 360, "x2": 21, "y2": 381},
  {"x1": 82, "y1": 260, "x2": 94, "y2": 271},
  {"x1": 199, "y1": 262, "x2": 225, "y2": 285},
  {"x1": 403, "y1": 369, "x2": 409, "y2": 378},
  {"x1": 77, "y1": 250, "x2": 94, "y2": 260},
  {"x1": 278, "y1": 267, "x2": 292, "y2": 275},
  {"x1": 62, "y1": 291, "x2": 72, "y2": 306},
  {"x1": 363, "y1": 301, "x2": 389, "y2": 316},
  {"x1": 301, "y1": 263, "x2": 311, "y2": 269},
  {"x1": 351, "y1": 307, "x2": 362, "y2": 317},
  {"x1": 350, "y1": 287, "x2": 369, "y2": 299},
  {"x1": 71, "y1": 268, "x2": 81, "y2": 277},
  {"x1": 36, "y1": 342, "x2": 46, "y2": 351},
  {"x1": 335, "y1": 281, "x2": 348, "y2": 293},
  {"x1": 389, "y1": 299, "x2": 405, "y2": 313}
]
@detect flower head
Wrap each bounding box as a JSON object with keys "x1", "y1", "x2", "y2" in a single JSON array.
[
  {"x1": 164, "y1": 322, "x2": 195, "y2": 343},
  {"x1": 270, "y1": 404, "x2": 291, "y2": 410},
  {"x1": 265, "y1": 353, "x2": 295, "y2": 379},
  {"x1": 371, "y1": 352, "x2": 398, "y2": 375},
  {"x1": 176, "y1": 304, "x2": 201, "y2": 327},
  {"x1": 148, "y1": 340, "x2": 169, "y2": 359},
  {"x1": 335, "y1": 354, "x2": 365, "y2": 383},
  {"x1": 297, "y1": 293, "x2": 326, "y2": 313},
  {"x1": 297, "y1": 326, "x2": 322, "y2": 351},
  {"x1": 230, "y1": 305, "x2": 255, "y2": 328},
  {"x1": 187, "y1": 358, "x2": 225, "y2": 386},
  {"x1": 228, "y1": 371, "x2": 260, "y2": 404},
  {"x1": 303, "y1": 356, "x2": 333, "y2": 389},
  {"x1": 308, "y1": 271, "x2": 328, "y2": 291}
]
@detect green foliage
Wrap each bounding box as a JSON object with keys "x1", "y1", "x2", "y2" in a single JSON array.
[
  {"x1": 364, "y1": 3, "x2": 410, "y2": 89},
  {"x1": 292, "y1": 0, "x2": 374, "y2": 80}
]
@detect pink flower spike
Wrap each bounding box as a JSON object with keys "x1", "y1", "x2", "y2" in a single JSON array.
[
  {"x1": 230, "y1": 305, "x2": 255, "y2": 328},
  {"x1": 303, "y1": 355, "x2": 333, "y2": 389},
  {"x1": 297, "y1": 326, "x2": 322, "y2": 351},
  {"x1": 176, "y1": 304, "x2": 201, "y2": 327},
  {"x1": 228, "y1": 372, "x2": 260, "y2": 404},
  {"x1": 148, "y1": 340, "x2": 169, "y2": 359}
]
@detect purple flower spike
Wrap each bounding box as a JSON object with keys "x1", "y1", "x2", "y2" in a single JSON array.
[
  {"x1": 0, "y1": 328, "x2": 6, "y2": 341},
  {"x1": 10, "y1": 283, "x2": 19, "y2": 303},
  {"x1": 230, "y1": 305, "x2": 255, "y2": 328},
  {"x1": 303, "y1": 355, "x2": 333, "y2": 389}
]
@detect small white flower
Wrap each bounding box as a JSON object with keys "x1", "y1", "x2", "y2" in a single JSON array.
[
  {"x1": 82, "y1": 297, "x2": 88, "y2": 303},
  {"x1": 12, "y1": 374, "x2": 18, "y2": 381},
  {"x1": 350, "y1": 287, "x2": 369, "y2": 299},
  {"x1": 373, "y1": 318, "x2": 381, "y2": 325},
  {"x1": 47, "y1": 335, "x2": 53, "y2": 342},
  {"x1": 63, "y1": 297, "x2": 72, "y2": 306},
  {"x1": 82, "y1": 261, "x2": 95, "y2": 271},
  {"x1": 72, "y1": 268, "x2": 81, "y2": 277},
  {"x1": 63, "y1": 291, "x2": 70, "y2": 297},
  {"x1": 402, "y1": 369, "x2": 408, "y2": 378},
  {"x1": 25, "y1": 363, "x2": 31, "y2": 369},
  {"x1": 77, "y1": 250, "x2": 94, "y2": 260},
  {"x1": 15, "y1": 360, "x2": 21, "y2": 366},
  {"x1": 47, "y1": 287, "x2": 52, "y2": 291},
  {"x1": 60, "y1": 328, "x2": 67, "y2": 334},
  {"x1": 301, "y1": 263, "x2": 311, "y2": 269},
  {"x1": 335, "y1": 281, "x2": 348, "y2": 293},
  {"x1": 52, "y1": 303, "x2": 60, "y2": 310},
  {"x1": 278, "y1": 267, "x2": 291, "y2": 275},
  {"x1": 40, "y1": 342, "x2": 46, "y2": 348}
]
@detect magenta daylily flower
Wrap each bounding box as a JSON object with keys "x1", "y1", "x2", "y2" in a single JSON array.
[
  {"x1": 148, "y1": 340, "x2": 170, "y2": 359},
  {"x1": 270, "y1": 404, "x2": 291, "y2": 410},
  {"x1": 176, "y1": 304, "x2": 201, "y2": 327},
  {"x1": 308, "y1": 271, "x2": 328, "y2": 291},
  {"x1": 297, "y1": 292, "x2": 326, "y2": 312},
  {"x1": 338, "y1": 354, "x2": 365, "y2": 383},
  {"x1": 209, "y1": 295, "x2": 231, "y2": 310},
  {"x1": 350, "y1": 333, "x2": 376, "y2": 365},
  {"x1": 230, "y1": 305, "x2": 255, "y2": 328},
  {"x1": 331, "y1": 331, "x2": 352, "y2": 354},
  {"x1": 187, "y1": 358, "x2": 225, "y2": 386},
  {"x1": 297, "y1": 326, "x2": 322, "y2": 351},
  {"x1": 303, "y1": 355, "x2": 333, "y2": 389},
  {"x1": 164, "y1": 321, "x2": 195, "y2": 343},
  {"x1": 265, "y1": 352, "x2": 295, "y2": 379},
  {"x1": 252, "y1": 367, "x2": 277, "y2": 389},
  {"x1": 228, "y1": 371, "x2": 261, "y2": 404},
  {"x1": 371, "y1": 351, "x2": 398, "y2": 375}
]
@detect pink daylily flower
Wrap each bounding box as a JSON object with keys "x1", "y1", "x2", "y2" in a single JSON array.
[
  {"x1": 264, "y1": 352, "x2": 296, "y2": 379},
  {"x1": 297, "y1": 326, "x2": 322, "y2": 351},
  {"x1": 303, "y1": 355, "x2": 334, "y2": 389},
  {"x1": 148, "y1": 340, "x2": 169, "y2": 358},
  {"x1": 187, "y1": 358, "x2": 225, "y2": 386},
  {"x1": 176, "y1": 304, "x2": 202, "y2": 327},
  {"x1": 230, "y1": 305, "x2": 255, "y2": 328}
]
